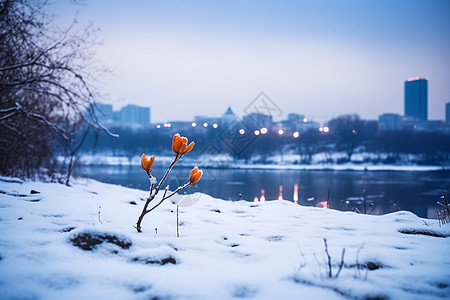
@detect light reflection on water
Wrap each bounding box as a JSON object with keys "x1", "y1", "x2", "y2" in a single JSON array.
[
  {"x1": 74, "y1": 165, "x2": 449, "y2": 219},
  {"x1": 293, "y1": 184, "x2": 298, "y2": 203}
]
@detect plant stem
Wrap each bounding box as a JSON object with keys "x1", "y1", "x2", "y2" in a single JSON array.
[
  {"x1": 145, "y1": 182, "x2": 191, "y2": 215},
  {"x1": 323, "y1": 238, "x2": 332, "y2": 278},
  {"x1": 136, "y1": 182, "x2": 154, "y2": 233},
  {"x1": 327, "y1": 188, "x2": 330, "y2": 209},
  {"x1": 136, "y1": 179, "x2": 190, "y2": 232},
  {"x1": 153, "y1": 154, "x2": 181, "y2": 196},
  {"x1": 176, "y1": 205, "x2": 179, "y2": 238},
  {"x1": 363, "y1": 188, "x2": 367, "y2": 214},
  {"x1": 443, "y1": 189, "x2": 450, "y2": 222},
  {"x1": 135, "y1": 154, "x2": 181, "y2": 233},
  {"x1": 136, "y1": 194, "x2": 153, "y2": 233},
  {"x1": 335, "y1": 248, "x2": 346, "y2": 278}
]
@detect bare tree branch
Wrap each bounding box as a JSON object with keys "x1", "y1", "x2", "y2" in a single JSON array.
[{"x1": 0, "y1": 0, "x2": 113, "y2": 180}]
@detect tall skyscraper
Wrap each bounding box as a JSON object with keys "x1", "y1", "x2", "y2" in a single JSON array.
[
  {"x1": 446, "y1": 102, "x2": 450, "y2": 123},
  {"x1": 404, "y1": 77, "x2": 427, "y2": 120}
]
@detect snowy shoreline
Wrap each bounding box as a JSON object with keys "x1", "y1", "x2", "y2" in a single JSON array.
[
  {"x1": 1, "y1": 177, "x2": 449, "y2": 299},
  {"x1": 74, "y1": 154, "x2": 448, "y2": 172},
  {"x1": 224, "y1": 163, "x2": 446, "y2": 172}
]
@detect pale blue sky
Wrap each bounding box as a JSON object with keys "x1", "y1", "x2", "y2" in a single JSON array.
[{"x1": 51, "y1": 0, "x2": 450, "y2": 123}]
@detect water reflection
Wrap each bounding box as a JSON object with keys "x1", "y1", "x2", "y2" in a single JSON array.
[
  {"x1": 293, "y1": 184, "x2": 298, "y2": 204},
  {"x1": 317, "y1": 201, "x2": 329, "y2": 209},
  {"x1": 277, "y1": 185, "x2": 283, "y2": 200},
  {"x1": 260, "y1": 189, "x2": 266, "y2": 202},
  {"x1": 254, "y1": 183, "x2": 330, "y2": 208},
  {"x1": 74, "y1": 165, "x2": 449, "y2": 219}
]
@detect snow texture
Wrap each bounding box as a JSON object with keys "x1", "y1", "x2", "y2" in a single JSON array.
[{"x1": 0, "y1": 176, "x2": 449, "y2": 299}]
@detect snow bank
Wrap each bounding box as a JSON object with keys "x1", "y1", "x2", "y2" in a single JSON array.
[
  {"x1": 0, "y1": 177, "x2": 449, "y2": 299},
  {"x1": 75, "y1": 154, "x2": 445, "y2": 172}
]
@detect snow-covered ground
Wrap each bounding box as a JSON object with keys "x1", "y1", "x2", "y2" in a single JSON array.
[{"x1": 1, "y1": 177, "x2": 449, "y2": 300}]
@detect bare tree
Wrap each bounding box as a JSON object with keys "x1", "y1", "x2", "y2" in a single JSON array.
[
  {"x1": 0, "y1": 0, "x2": 115, "y2": 181},
  {"x1": 328, "y1": 114, "x2": 363, "y2": 161}
]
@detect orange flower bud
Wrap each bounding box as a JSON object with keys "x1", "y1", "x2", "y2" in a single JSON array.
[
  {"x1": 189, "y1": 166, "x2": 199, "y2": 178},
  {"x1": 172, "y1": 133, "x2": 195, "y2": 154},
  {"x1": 141, "y1": 154, "x2": 155, "y2": 172},
  {"x1": 189, "y1": 166, "x2": 202, "y2": 184},
  {"x1": 179, "y1": 143, "x2": 187, "y2": 154},
  {"x1": 172, "y1": 133, "x2": 181, "y2": 153},
  {"x1": 185, "y1": 141, "x2": 195, "y2": 153},
  {"x1": 191, "y1": 170, "x2": 203, "y2": 184}
]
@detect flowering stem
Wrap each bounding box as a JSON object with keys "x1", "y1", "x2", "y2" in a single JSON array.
[
  {"x1": 152, "y1": 154, "x2": 181, "y2": 197},
  {"x1": 135, "y1": 154, "x2": 183, "y2": 233},
  {"x1": 136, "y1": 198, "x2": 152, "y2": 233},
  {"x1": 145, "y1": 182, "x2": 191, "y2": 215}
]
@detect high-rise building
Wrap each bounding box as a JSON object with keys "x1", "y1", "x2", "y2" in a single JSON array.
[
  {"x1": 404, "y1": 77, "x2": 427, "y2": 120},
  {"x1": 446, "y1": 102, "x2": 450, "y2": 124},
  {"x1": 95, "y1": 103, "x2": 113, "y2": 123},
  {"x1": 119, "y1": 104, "x2": 150, "y2": 126}
]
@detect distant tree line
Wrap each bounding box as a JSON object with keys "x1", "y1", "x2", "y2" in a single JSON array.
[{"x1": 78, "y1": 114, "x2": 450, "y2": 166}]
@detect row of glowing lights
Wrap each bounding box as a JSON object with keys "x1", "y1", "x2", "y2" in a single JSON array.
[
  {"x1": 246, "y1": 126, "x2": 329, "y2": 137},
  {"x1": 158, "y1": 117, "x2": 310, "y2": 128},
  {"x1": 156, "y1": 123, "x2": 330, "y2": 137},
  {"x1": 157, "y1": 122, "x2": 219, "y2": 129},
  {"x1": 253, "y1": 184, "x2": 328, "y2": 208}
]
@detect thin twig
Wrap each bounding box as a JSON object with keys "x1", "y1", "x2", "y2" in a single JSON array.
[
  {"x1": 98, "y1": 206, "x2": 102, "y2": 224},
  {"x1": 163, "y1": 185, "x2": 169, "y2": 199},
  {"x1": 327, "y1": 188, "x2": 331, "y2": 209},
  {"x1": 153, "y1": 154, "x2": 181, "y2": 196},
  {"x1": 323, "y1": 238, "x2": 332, "y2": 278},
  {"x1": 176, "y1": 205, "x2": 179, "y2": 238},
  {"x1": 334, "y1": 248, "x2": 345, "y2": 278},
  {"x1": 363, "y1": 188, "x2": 367, "y2": 214},
  {"x1": 145, "y1": 182, "x2": 191, "y2": 215},
  {"x1": 355, "y1": 243, "x2": 365, "y2": 279}
]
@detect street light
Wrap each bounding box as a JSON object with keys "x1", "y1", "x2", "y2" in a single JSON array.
[
  {"x1": 203, "y1": 122, "x2": 208, "y2": 128},
  {"x1": 260, "y1": 127, "x2": 268, "y2": 134},
  {"x1": 278, "y1": 129, "x2": 284, "y2": 135},
  {"x1": 293, "y1": 131, "x2": 299, "y2": 138},
  {"x1": 213, "y1": 123, "x2": 218, "y2": 128},
  {"x1": 192, "y1": 122, "x2": 197, "y2": 127},
  {"x1": 254, "y1": 130, "x2": 260, "y2": 136}
]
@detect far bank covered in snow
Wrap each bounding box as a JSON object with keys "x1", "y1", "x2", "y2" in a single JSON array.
[
  {"x1": 0, "y1": 177, "x2": 449, "y2": 299},
  {"x1": 74, "y1": 153, "x2": 448, "y2": 172}
]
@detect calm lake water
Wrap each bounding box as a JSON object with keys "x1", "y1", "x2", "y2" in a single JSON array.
[{"x1": 74, "y1": 166, "x2": 449, "y2": 219}]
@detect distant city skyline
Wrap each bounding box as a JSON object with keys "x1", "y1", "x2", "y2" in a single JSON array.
[{"x1": 50, "y1": 0, "x2": 450, "y2": 123}]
